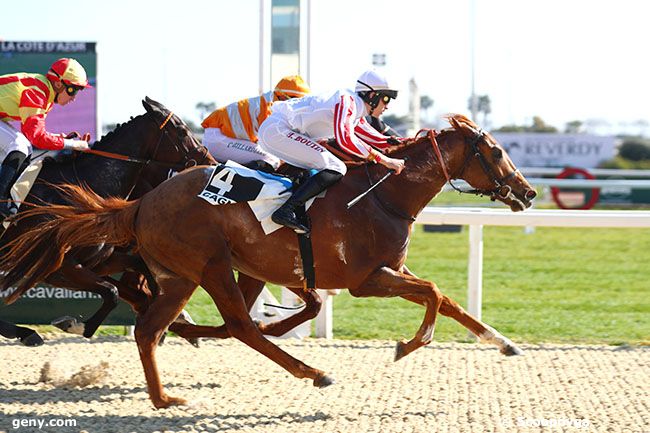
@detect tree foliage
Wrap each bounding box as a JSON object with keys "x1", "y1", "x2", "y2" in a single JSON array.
[{"x1": 493, "y1": 116, "x2": 558, "y2": 133}]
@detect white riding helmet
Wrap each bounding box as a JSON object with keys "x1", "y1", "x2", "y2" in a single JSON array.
[{"x1": 355, "y1": 70, "x2": 398, "y2": 108}]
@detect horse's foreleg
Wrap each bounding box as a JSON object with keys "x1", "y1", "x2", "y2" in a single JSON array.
[
  {"x1": 256, "y1": 286, "x2": 322, "y2": 337},
  {"x1": 200, "y1": 251, "x2": 334, "y2": 388},
  {"x1": 351, "y1": 266, "x2": 443, "y2": 361},
  {"x1": 400, "y1": 265, "x2": 522, "y2": 356}
]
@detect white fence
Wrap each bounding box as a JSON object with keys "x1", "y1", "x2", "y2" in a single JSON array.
[{"x1": 255, "y1": 207, "x2": 650, "y2": 338}]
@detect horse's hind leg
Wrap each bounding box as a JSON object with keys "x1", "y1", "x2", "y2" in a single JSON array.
[
  {"x1": 200, "y1": 251, "x2": 334, "y2": 388},
  {"x1": 400, "y1": 265, "x2": 522, "y2": 356},
  {"x1": 134, "y1": 255, "x2": 198, "y2": 408},
  {"x1": 0, "y1": 319, "x2": 44, "y2": 346},
  {"x1": 49, "y1": 263, "x2": 119, "y2": 338}
]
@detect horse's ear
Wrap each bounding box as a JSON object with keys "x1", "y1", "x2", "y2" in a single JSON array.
[
  {"x1": 142, "y1": 97, "x2": 168, "y2": 115},
  {"x1": 143, "y1": 97, "x2": 155, "y2": 113}
]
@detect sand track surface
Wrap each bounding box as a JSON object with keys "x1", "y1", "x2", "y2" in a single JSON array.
[{"x1": 0, "y1": 334, "x2": 647, "y2": 433}]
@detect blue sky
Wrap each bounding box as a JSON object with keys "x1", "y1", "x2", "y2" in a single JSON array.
[{"x1": 2, "y1": 0, "x2": 649, "y2": 135}]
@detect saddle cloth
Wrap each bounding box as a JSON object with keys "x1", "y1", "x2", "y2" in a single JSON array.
[{"x1": 198, "y1": 160, "x2": 317, "y2": 235}]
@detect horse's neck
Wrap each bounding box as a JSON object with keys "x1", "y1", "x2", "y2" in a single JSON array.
[
  {"x1": 372, "y1": 137, "x2": 452, "y2": 219},
  {"x1": 63, "y1": 119, "x2": 152, "y2": 197}
]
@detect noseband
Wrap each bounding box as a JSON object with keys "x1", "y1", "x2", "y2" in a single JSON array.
[
  {"x1": 427, "y1": 129, "x2": 518, "y2": 200},
  {"x1": 146, "y1": 111, "x2": 211, "y2": 171}
]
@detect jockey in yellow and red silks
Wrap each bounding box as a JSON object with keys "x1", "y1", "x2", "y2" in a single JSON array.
[
  {"x1": 0, "y1": 58, "x2": 91, "y2": 218},
  {"x1": 201, "y1": 75, "x2": 310, "y2": 171}
]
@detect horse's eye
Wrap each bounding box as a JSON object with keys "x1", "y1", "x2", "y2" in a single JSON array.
[{"x1": 492, "y1": 147, "x2": 503, "y2": 160}]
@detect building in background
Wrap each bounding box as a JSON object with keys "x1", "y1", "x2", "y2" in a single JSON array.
[{"x1": 260, "y1": 0, "x2": 310, "y2": 92}]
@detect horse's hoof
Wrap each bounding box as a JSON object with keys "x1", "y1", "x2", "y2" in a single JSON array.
[
  {"x1": 51, "y1": 316, "x2": 77, "y2": 332},
  {"x1": 394, "y1": 340, "x2": 408, "y2": 362},
  {"x1": 158, "y1": 332, "x2": 167, "y2": 346},
  {"x1": 20, "y1": 332, "x2": 44, "y2": 347},
  {"x1": 501, "y1": 344, "x2": 524, "y2": 356},
  {"x1": 185, "y1": 337, "x2": 200, "y2": 348},
  {"x1": 153, "y1": 395, "x2": 187, "y2": 409},
  {"x1": 314, "y1": 374, "x2": 335, "y2": 388}
]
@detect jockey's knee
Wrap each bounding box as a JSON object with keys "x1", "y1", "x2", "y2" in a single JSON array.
[{"x1": 323, "y1": 156, "x2": 346, "y2": 176}]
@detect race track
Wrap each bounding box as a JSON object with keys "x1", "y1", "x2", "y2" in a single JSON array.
[{"x1": 0, "y1": 335, "x2": 647, "y2": 433}]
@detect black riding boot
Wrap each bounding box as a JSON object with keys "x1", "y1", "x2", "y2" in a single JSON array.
[
  {"x1": 0, "y1": 151, "x2": 27, "y2": 219},
  {"x1": 272, "y1": 169, "x2": 343, "y2": 234}
]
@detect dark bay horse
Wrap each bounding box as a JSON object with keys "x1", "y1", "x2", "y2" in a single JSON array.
[
  {"x1": 0, "y1": 97, "x2": 214, "y2": 344},
  {"x1": 0, "y1": 114, "x2": 536, "y2": 408}
]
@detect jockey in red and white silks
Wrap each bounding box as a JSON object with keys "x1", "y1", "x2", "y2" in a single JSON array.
[{"x1": 257, "y1": 70, "x2": 405, "y2": 234}]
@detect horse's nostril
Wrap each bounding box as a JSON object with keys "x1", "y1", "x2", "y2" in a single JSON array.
[{"x1": 525, "y1": 189, "x2": 537, "y2": 200}]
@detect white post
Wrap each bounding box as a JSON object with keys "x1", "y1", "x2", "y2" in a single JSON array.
[
  {"x1": 467, "y1": 224, "x2": 483, "y2": 328},
  {"x1": 314, "y1": 289, "x2": 334, "y2": 339}
]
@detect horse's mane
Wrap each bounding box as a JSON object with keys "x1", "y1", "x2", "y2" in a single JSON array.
[{"x1": 42, "y1": 114, "x2": 147, "y2": 168}]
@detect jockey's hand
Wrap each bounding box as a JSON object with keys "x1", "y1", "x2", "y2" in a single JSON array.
[
  {"x1": 380, "y1": 156, "x2": 405, "y2": 174},
  {"x1": 63, "y1": 139, "x2": 90, "y2": 151},
  {"x1": 65, "y1": 131, "x2": 91, "y2": 142},
  {"x1": 386, "y1": 136, "x2": 403, "y2": 145}
]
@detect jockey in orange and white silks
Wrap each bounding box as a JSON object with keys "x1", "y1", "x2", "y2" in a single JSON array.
[
  {"x1": 201, "y1": 75, "x2": 310, "y2": 170},
  {"x1": 0, "y1": 58, "x2": 91, "y2": 218},
  {"x1": 257, "y1": 70, "x2": 406, "y2": 234}
]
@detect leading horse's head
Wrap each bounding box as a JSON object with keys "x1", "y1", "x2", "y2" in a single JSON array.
[
  {"x1": 141, "y1": 96, "x2": 215, "y2": 169},
  {"x1": 440, "y1": 114, "x2": 536, "y2": 211}
]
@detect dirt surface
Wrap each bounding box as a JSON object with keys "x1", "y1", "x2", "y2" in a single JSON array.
[{"x1": 0, "y1": 334, "x2": 647, "y2": 433}]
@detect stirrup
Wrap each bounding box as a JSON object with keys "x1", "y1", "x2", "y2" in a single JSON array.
[{"x1": 272, "y1": 209, "x2": 309, "y2": 234}]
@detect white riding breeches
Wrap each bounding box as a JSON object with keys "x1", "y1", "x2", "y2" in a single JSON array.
[
  {"x1": 257, "y1": 115, "x2": 347, "y2": 175},
  {"x1": 0, "y1": 121, "x2": 31, "y2": 161},
  {"x1": 203, "y1": 127, "x2": 281, "y2": 169}
]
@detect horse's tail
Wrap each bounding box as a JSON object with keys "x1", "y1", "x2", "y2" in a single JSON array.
[{"x1": 0, "y1": 183, "x2": 140, "y2": 305}]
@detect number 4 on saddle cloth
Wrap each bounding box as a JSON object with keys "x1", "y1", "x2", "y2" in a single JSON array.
[
  {"x1": 198, "y1": 160, "x2": 319, "y2": 288},
  {"x1": 198, "y1": 160, "x2": 321, "y2": 234}
]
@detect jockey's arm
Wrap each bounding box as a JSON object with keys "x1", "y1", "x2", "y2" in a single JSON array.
[{"x1": 333, "y1": 96, "x2": 404, "y2": 174}]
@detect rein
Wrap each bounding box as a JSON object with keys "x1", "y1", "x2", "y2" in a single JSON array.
[
  {"x1": 425, "y1": 128, "x2": 518, "y2": 200},
  {"x1": 364, "y1": 163, "x2": 416, "y2": 222},
  {"x1": 83, "y1": 111, "x2": 207, "y2": 171}
]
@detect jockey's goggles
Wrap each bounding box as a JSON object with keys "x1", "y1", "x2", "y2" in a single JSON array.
[{"x1": 64, "y1": 84, "x2": 84, "y2": 96}]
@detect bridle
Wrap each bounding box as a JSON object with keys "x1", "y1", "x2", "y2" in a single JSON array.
[
  {"x1": 142, "y1": 111, "x2": 211, "y2": 171},
  {"x1": 426, "y1": 128, "x2": 518, "y2": 201}
]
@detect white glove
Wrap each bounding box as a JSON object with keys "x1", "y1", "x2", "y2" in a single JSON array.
[{"x1": 63, "y1": 139, "x2": 90, "y2": 151}]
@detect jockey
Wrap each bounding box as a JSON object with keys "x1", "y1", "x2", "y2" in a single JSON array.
[
  {"x1": 258, "y1": 69, "x2": 406, "y2": 234},
  {"x1": 0, "y1": 58, "x2": 91, "y2": 218},
  {"x1": 201, "y1": 75, "x2": 310, "y2": 171}
]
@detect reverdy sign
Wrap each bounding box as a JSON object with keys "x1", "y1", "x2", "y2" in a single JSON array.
[{"x1": 492, "y1": 133, "x2": 618, "y2": 168}]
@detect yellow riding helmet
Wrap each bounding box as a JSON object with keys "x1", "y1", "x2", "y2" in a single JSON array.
[
  {"x1": 46, "y1": 58, "x2": 90, "y2": 88},
  {"x1": 273, "y1": 75, "x2": 310, "y2": 101}
]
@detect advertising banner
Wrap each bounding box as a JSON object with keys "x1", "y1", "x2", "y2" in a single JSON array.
[{"x1": 492, "y1": 133, "x2": 618, "y2": 168}]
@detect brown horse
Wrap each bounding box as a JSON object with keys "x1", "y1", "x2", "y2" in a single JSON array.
[{"x1": 0, "y1": 115, "x2": 535, "y2": 408}]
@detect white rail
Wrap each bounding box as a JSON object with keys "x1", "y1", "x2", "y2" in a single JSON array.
[{"x1": 302, "y1": 207, "x2": 650, "y2": 338}]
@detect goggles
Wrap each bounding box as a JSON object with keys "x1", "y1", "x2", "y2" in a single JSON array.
[{"x1": 64, "y1": 84, "x2": 83, "y2": 97}]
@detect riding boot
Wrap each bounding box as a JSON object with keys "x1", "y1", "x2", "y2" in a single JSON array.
[
  {"x1": 0, "y1": 151, "x2": 27, "y2": 219},
  {"x1": 272, "y1": 169, "x2": 343, "y2": 234}
]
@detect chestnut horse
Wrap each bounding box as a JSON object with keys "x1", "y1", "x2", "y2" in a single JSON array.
[
  {"x1": 0, "y1": 97, "x2": 214, "y2": 343},
  {"x1": 0, "y1": 115, "x2": 536, "y2": 408}
]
